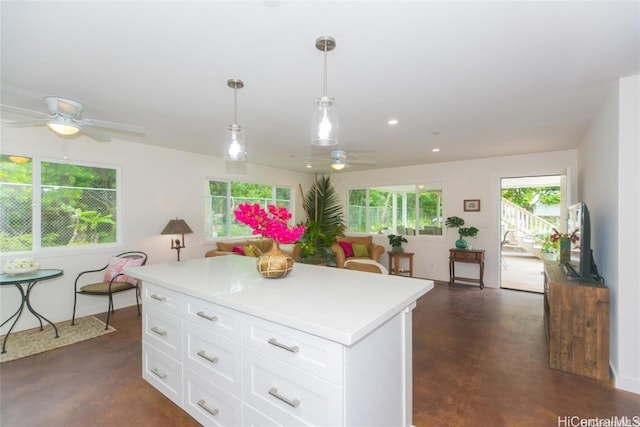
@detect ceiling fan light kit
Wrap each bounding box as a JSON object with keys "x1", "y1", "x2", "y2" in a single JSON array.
[
  {"x1": 331, "y1": 159, "x2": 346, "y2": 170},
  {"x1": 224, "y1": 78, "x2": 247, "y2": 162},
  {"x1": 47, "y1": 116, "x2": 80, "y2": 136},
  {"x1": 311, "y1": 36, "x2": 338, "y2": 147}
]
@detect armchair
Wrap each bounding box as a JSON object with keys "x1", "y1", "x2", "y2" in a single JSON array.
[{"x1": 331, "y1": 235, "x2": 385, "y2": 268}]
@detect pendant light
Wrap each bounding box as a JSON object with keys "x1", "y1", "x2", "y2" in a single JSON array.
[
  {"x1": 224, "y1": 78, "x2": 246, "y2": 161},
  {"x1": 311, "y1": 36, "x2": 338, "y2": 146}
]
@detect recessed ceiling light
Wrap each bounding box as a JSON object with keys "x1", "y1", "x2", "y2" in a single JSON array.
[
  {"x1": 432, "y1": 148, "x2": 440, "y2": 152},
  {"x1": 387, "y1": 119, "x2": 399, "y2": 126},
  {"x1": 306, "y1": 164, "x2": 313, "y2": 168}
]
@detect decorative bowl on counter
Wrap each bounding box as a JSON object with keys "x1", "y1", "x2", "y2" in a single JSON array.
[{"x1": 3, "y1": 258, "x2": 39, "y2": 275}]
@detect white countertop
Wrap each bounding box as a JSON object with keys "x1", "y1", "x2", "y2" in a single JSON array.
[{"x1": 125, "y1": 256, "x2": 433, "y2": 346}]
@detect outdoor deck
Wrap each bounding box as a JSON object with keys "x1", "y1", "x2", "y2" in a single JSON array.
[{"x1": 501, "y1": 250, "x2": 545, "y2": 293}]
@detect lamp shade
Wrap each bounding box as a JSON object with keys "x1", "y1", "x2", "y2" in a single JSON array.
[{"x1": 161, "y1": 219, "x2": 193, "y2": 235}]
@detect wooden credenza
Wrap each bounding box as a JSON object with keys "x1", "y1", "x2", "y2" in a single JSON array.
[{"x1": 543, "y1": 261, "x2": 610, "y2": 382}]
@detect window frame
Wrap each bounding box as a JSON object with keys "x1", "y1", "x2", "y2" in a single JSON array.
[
  {"x1": 205, "y1": 178, "x2": 295, "y2": 241},
  {"x1": 0, "y1": 155, "x2": 122, "y2": 255},
  {"x1": 346, "y1": 182, "x2": 444, "y2": 238}
]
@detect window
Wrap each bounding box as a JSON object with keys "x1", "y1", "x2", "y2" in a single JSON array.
[
  {"x1": 0, "y1": 155, "x2": 120, "y2": 253},
  {"x1": 206, "y1": 179, "x2": 292, "y2": 239},
  {"x1": 347, "y1": 184, "x2": 443, "y2": 236}
]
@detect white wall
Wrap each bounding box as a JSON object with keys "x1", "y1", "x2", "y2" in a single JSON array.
[
  {"x1": 331, "y1": 150, "x2": 578, "y2": 286},
  {"x1": 580, "y1": 74, "x2": 640, "y2": 394},
  {"x1": 0, "y1": 125, "x2": 314, "y2": 333}
]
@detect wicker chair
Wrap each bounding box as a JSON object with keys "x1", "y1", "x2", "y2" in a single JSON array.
[{"x1": 330, "y1": 235, "x2": 385, "y2": 269}]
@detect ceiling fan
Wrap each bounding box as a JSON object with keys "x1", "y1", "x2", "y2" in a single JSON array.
[
  {"x1": 1, "y1": 96, "x2": 145, "y2": 142},
  {"x1": 308, "y1": 149, "x2": 377, "y2": 171}
]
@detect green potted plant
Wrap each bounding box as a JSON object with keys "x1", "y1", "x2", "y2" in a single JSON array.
[
  {"x1": 445, "y1": 216, "x2": 479, "y2": 249},
  {"x1": 388, "y1": 234, "x2": 408, "y2": 253},
  {"x1": 298, "y1": 175, "x2": 346, "y2": 265},
  {"x1": 537, "y1": 234, "x2": 558, "y2": 261}
]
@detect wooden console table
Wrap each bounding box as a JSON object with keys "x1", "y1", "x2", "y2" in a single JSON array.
[
  {"x1": 448, "y1": 249, "x2": 485, "y2": 289},
  {"x1": 388, "y1": 251, "x2": 414, "y2": 277}
]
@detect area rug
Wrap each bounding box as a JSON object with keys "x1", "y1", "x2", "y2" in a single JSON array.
[{"x1": 0, "y1": 316, "x2": 115, "y2": 363}]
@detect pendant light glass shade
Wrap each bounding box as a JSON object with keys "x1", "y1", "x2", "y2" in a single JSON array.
[
  {"x1": 225, "y1": 123, "x2": 246, "y2": 161},
  {"x1": 312, "y1": 36, "x2": 338, "y2": 147},
  {"x1": 312, "y1": 96, "x2": 338, "y2": 146},
  {"x1": 224, "y1": 79, "x2": 247, "y2": 162}
]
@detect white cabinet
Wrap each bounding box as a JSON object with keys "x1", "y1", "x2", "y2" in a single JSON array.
[
  {"x1": 129, "y1": 257, "x2": 432, "y2": 427},
  {"x1": 141, "y1": 282, "x2": 416, "y2": 426}
]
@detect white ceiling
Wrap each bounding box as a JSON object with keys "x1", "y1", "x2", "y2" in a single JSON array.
[{"x1": 1, "y1": 1, "x2": 638, "y2": 173}]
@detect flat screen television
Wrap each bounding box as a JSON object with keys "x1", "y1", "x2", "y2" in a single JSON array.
[{"x1": 565, "y1": 201, "x2": 599, "y2": 282}]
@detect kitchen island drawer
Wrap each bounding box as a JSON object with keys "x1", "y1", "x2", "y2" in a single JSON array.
[
  {"x1": 183, "y1": 368, "x2": 242, "y2": 427},
  {"x1": 142, "y1": 342, "x2": 182, "y2": 406},
  {"x1": 243, "y1": 348, "x2": 342, "y2": 427},
  {"x1": 244, "y1": 315, "x2": 343, "y2": 385}
]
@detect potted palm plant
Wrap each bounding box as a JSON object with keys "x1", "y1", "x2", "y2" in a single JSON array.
[
  {"x1": 388, "y1": 234, "x2": 408, "y2": 253},
  {"x1": 298, "y1": 175, "x2": 346, "y2": 265},
  {"x1": 445, "y1": 216, "x2": 479, "y2": 249}
]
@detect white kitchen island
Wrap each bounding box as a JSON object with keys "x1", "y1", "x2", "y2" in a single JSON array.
[{"x1": 125, "y1": 255, "x2": 433, "y2": 427}]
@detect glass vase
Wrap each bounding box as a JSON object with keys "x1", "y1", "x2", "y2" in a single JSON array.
[{"x1": 559, "y1": 237, "x2": 571, "y2": 264}]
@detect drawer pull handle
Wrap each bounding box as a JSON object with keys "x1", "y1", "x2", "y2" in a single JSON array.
[
  {"x1": 268, "y1": 387, "x2": 300, "y2": 408},
  {"x1": 196, "y1": 311, "x2": 218, "y2": 322},
  {"x1": 150, "y1": 367, "x2": 167, "y2": 379},
  {"x1": 197, "y1": 350, "x2": 219, "y2": 364},
  {"x1": 197, "y1": 399, "x2": 219, "y2": 416},
  {"x1": 268, "y1": 338, "x2": 299, "y2": 353},
  {"x1": 150, "y1": 294, "x2": 167, "y2": 302},
  {"x1": 151, "y1": 326, "x2": 167, "y2": 336}
]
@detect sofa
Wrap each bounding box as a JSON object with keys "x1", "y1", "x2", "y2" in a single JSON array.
[
  {"x1": 205, "y1": 238, "x2": 301, "y2": 260},
  {"x1": 330, "y1": 235, "x2": 386, "y2": 269}
]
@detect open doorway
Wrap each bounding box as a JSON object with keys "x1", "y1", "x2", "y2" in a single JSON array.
[{"x1": 500, "y1": 175, "x2": 564, "y2": 293}]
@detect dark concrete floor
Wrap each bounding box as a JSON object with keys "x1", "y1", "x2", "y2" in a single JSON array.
[{"x1": 1, "y1": 282, "x2": 638, "y2": 426}]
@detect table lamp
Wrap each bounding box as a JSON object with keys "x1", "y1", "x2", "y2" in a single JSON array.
[{"x1": 161, "y1": 218, "x2": 193, "y2": 261}]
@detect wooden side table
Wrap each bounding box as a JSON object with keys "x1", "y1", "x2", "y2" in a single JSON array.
[
  {"x1": 449, "y1": 249, "x2": 485, "y2": 289},
  {"x1": 388, "y1": 251, "x2": 414, "y2": 277}
]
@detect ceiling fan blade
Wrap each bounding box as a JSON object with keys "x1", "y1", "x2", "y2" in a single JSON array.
[
  {"x1": 1, "y1": 104, "x2": 52, "y2": 119},
  {"x1": 82, "y1": 118, "x2": 145, "y2": 134},
  {"x1": 79, "y1": 125, "x2": 111, "y2": 142},
  {"x1": 5, "y1": 119, "x2": 50, "y2": 127},
  {"x1": 347, "y1": 159, "x2": 377, "y2": 166}
]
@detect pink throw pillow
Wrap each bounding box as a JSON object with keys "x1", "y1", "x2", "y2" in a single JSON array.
[
  {"x1": 232, "y1": 245, "x2": 246, "y2": 255},
  {"x1": 103, "y1": 256, "x2": 144, "y2": 284},
  {"x1": 338, "y1": 241, "x2": 355, "y2": 258}
]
